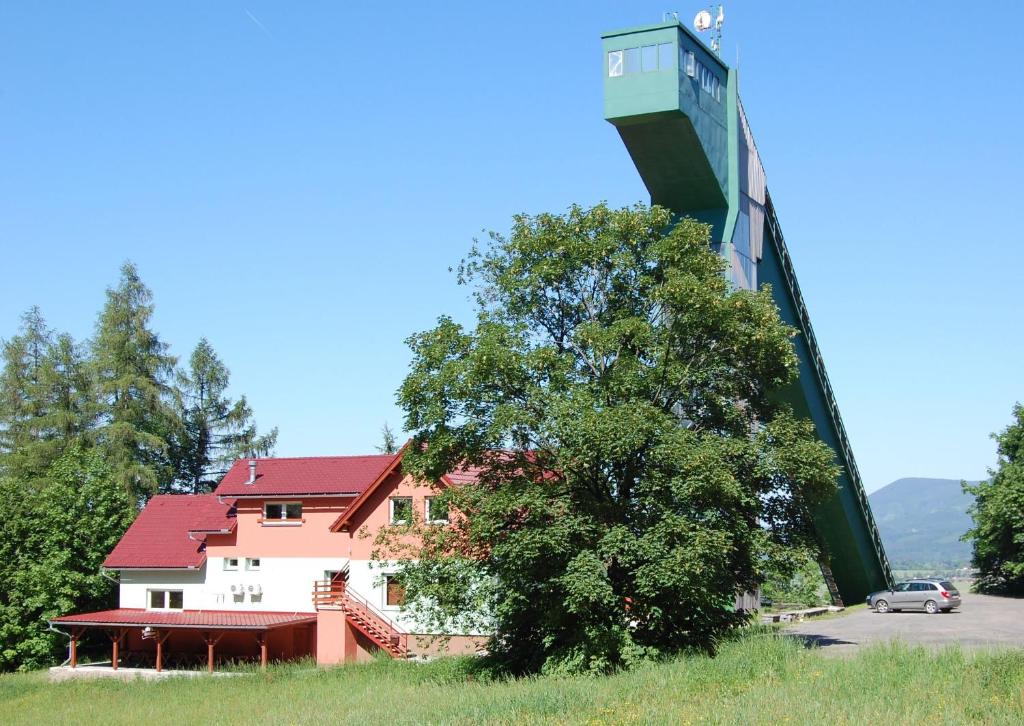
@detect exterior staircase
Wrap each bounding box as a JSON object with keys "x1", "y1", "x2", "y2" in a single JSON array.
[{"x1": 313, "y1": 580, "x2": 409, "y2": 659}]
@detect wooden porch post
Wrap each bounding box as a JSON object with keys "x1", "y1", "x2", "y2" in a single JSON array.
[
  {"x1": 256, "y1": 632, "x2": 268, "y2": 670},
  {"x1": 69, "y1": 628, "x2": 82, "y2": 668},
  {"x1": 154, "y1": 631, "x2": 171, "y2": 673},
  {"x1": 202, "y1": 631, "x2": 224, "y2": 673},
  {"x1": 109, "y1": 629, "x2": 126, "y2": 670}
]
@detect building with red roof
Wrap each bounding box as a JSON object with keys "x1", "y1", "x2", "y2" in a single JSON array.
[{"x1": 51, "y1": 447, "x2": 487, "y2": 672}]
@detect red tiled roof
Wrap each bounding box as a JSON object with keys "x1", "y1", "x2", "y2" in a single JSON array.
[
  {"x1": 214, "y1": 454, "x2": 402, "y2": 497},
  {"x1": 443, "y1": 464, "x2": 484, "y2": 485},
  {"x1": 51, "y1": 609, "x2": 316, "y2": 630},
  {"x1": 103, "y1": 495, "x2": 235, "y2": 570}
]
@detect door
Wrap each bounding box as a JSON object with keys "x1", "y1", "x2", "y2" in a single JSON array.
[
  {"x1": 890, "y1": 582, "x2": 913, "y2": 608},
  {"x1": 908, "y1": 582, "x2": 929, "y2": 608}
]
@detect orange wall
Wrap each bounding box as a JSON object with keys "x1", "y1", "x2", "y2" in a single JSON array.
[
  {"x1": 205, "y1": 470, "x2": 449, "y2": 561},
  {"x1": 343, "y1": 472, "x2": 445, "y2": 559},
  {"x1": 207, "y1": 497, "x2": 353, "y2": 558}
]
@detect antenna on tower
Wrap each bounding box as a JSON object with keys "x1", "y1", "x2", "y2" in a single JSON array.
[{"x1": 693, "y1": 5, "x2": 725, "y2": 56}]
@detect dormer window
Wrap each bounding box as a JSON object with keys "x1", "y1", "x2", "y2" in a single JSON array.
[
  {"x1": 389, "y1": 497, "x2": 412, "y2": 525},
  {"x1": 263, "y1": 501, "x2": 303, "y2": 526},
  {"x1": 425, "y1": 496, "x2": 449, "y2": 524}
]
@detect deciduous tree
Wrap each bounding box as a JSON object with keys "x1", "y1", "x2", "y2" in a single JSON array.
[
  {"x1": 384, "y1": 203, "x2": 838, "y2": 674},
  {"x1": 0, "y1": 445, "x2": 134, "y2": 671},
  {"x1": 964, "y1": 404, "x2": 1024, "y2": 595}
]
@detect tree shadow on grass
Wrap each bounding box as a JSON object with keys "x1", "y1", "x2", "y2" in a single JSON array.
[{"x1": 785, "y1": 633, "x2": 858, "y2": 650}]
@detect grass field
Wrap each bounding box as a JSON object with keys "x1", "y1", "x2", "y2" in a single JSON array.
[{"x1": 2, "y1": 630, "x2": 1022, "y2": 725}]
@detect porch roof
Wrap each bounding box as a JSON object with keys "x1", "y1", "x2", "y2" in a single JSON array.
[{"x1": 51, "y1": 609, "x2": 316, "y2": 631}]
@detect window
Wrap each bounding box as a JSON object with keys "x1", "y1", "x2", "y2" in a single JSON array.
[
  {"x1": 263, "y1": 501, "x2": 302, "y2": 524},
  {"x1": 385, "y1": 576, "x2": 406, "y2": 607},
  {"x1": 390, "y1": 497, "x2": 412, "y2": 525},
  {"x1": 607, "y1": 50, "x2": 623, "y2": 77},
  {"x1": 893, "y1": 583, "x2": 911, "y2": 592},
  {"x1": 223, "y1": 557, "x2": 239, "y2": 571},
  {"x1": 148, "y1": 590, "x2": 184, "y2": 610},
  {"x1": 623, "y1": 47, "x2": 641, "y2": 74},
  {"x1": 681, "y1": 48, "x2": 696, "y2": 77},
  {"x1": 658, "y1": 42, "x2": 674, "y2": 70},
  {"x1": 246, "y1": 557, "x2": 261, "y2": 571},
  {"x1": 425, "y1": 496, "x2": 449, "y2": 524},
  {"x1": 641, "y1": 45, "x2": 658, "y2": 72}
]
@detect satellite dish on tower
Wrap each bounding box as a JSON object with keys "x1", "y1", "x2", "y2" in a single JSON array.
[{"x1": 694, "y1": 10, "x2": 712, "y2": 32}]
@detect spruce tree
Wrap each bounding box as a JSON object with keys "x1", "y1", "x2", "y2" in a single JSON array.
[
  {"x1": 91, "y1": 262, "x2": 178, "y2": 498},
  {"x1": 170, "y1": 338, "x2": 277, "y2": 493},
  {"x1": 0, "y1": 308, "x2": 59, "y2": 485}
]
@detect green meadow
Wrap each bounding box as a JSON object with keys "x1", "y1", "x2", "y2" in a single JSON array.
[{"x1": 2, "y1": 630, "x2": 1021, "y2": 725}]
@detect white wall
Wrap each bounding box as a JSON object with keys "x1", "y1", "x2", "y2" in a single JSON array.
[
  {"x1": 204, "y1": 556, "x2": 349, "y2": 612},
  {"x1": 117, "y1": 557, "x2": 349, "y2": 614},
  {"x1": 119, "y1": 568, "x2": 207, "y2": 610}
]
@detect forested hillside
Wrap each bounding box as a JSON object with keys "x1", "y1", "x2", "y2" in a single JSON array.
[{"x1": 869, "y1": 477, "x2": 976, "y2": 569}]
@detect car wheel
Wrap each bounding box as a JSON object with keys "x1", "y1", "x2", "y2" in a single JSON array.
[
  {"x1": 924, "y1": 599, "x2": 939, "y2": 614},
  {"x1": 875, "y1": 599, "x2": 889, "y2": 613}
]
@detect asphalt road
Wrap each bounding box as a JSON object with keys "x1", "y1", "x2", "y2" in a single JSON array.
[{"x1": 785, "y1": 592, "x2": 1024, "y2": 655}]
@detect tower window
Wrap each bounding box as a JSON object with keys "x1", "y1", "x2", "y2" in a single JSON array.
[
  {"x1": 607, "y1": 50, "x2": 623, "y2": 77},
  {"x1": 641, "y1": 45, "x2": 658, "y2": 72}
]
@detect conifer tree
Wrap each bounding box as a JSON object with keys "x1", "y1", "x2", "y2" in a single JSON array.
[
  {"x1": 1, "y1": 310, "x2": 99, "y2": 487},
  {"x1": 91, "y1": 262, "x2": 178, "y2": 498},
  {"x1": 377, "y1": 422, "x2": 398, "y2": 454},
  {"x1": 39, "y1": 333, "x2": 96, "y2": 447},
  {"x1": 170, "y1": 338, "x2": 277, "y2": 493},
  {"x1": 0, "y1": 308, "x2": 51, "y2": 477}
]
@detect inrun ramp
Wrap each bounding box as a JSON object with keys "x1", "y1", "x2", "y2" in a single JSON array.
[{"x1": 601, "y1": 20, "x2": 892, "y2": 604}]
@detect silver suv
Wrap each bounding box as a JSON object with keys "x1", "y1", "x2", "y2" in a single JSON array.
[{"x1": 866, "y1": 579, "x2": 961, "y2": 614}]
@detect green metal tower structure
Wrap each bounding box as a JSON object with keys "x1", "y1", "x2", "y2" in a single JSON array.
[{"x1": 601, "y1": 20, "x2": 892, "y2": 604}]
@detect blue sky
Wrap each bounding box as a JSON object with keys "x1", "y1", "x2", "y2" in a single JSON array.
[{"x1": 1, "y1": 1, "x2": 1021, "y2": 492}]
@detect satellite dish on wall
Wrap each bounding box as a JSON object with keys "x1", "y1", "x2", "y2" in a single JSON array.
[{"x1": 694, "y1": 10, "x2": 712, "y2": 31}]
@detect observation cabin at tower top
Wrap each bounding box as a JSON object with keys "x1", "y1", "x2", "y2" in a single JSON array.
[{"x1": 602, "y1": 20, "x2": 733, "y2": 235}]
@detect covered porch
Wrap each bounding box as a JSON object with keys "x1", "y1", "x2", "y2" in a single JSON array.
[{"x1": 50, "y1": 609, "x2": 317, "y2": 673}]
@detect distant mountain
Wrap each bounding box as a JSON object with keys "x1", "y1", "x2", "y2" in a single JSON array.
[{"x1": 868, "y1": 478, "x2": 978, "y2": 569}]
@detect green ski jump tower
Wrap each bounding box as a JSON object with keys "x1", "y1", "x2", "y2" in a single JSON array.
[{"x1": 602, "y1": 19, "x2": 892, "y2": 604}]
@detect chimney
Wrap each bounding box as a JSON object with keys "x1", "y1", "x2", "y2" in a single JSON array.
[{"x1": 247, "y1": 460, "x2": 257, "y2": 485}]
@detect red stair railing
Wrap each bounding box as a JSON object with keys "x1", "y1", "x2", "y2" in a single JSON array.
[{"x1": 312, "y1": 579, "x2": 408, "y2": 658}]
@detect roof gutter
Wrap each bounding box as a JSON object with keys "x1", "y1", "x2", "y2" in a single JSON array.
[
  {"x1": 218, "y1": 492, "x2": 362, "y2": 500},
  {"x1": 49, "y1": 618, "x2": 317, "y2": 631}
]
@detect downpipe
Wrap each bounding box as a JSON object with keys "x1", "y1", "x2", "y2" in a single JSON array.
[{"x1": 47, "y1": 623, "x2": 73, "y2": 667}]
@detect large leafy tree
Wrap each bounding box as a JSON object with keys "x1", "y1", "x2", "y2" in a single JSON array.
[
  {"x1": 0, "y1": 445, "x2": 134, "y2": 671},
  {"x1": 384, "y1": 203, "x2": 838, "y2": 674},
  {"x1": 964, "y1": 404, "x2": 1024, "y2": 595},
  {"x1": 91, "y1": 262, "x2": 178, "y2": 498},
  {"x1": 170, "y1": 338, "x2": 277, "y2": 493}
]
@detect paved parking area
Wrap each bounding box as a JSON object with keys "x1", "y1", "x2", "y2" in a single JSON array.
[{"x1": 785, "y1": 592, "x2": 1024, "y2": 655}]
